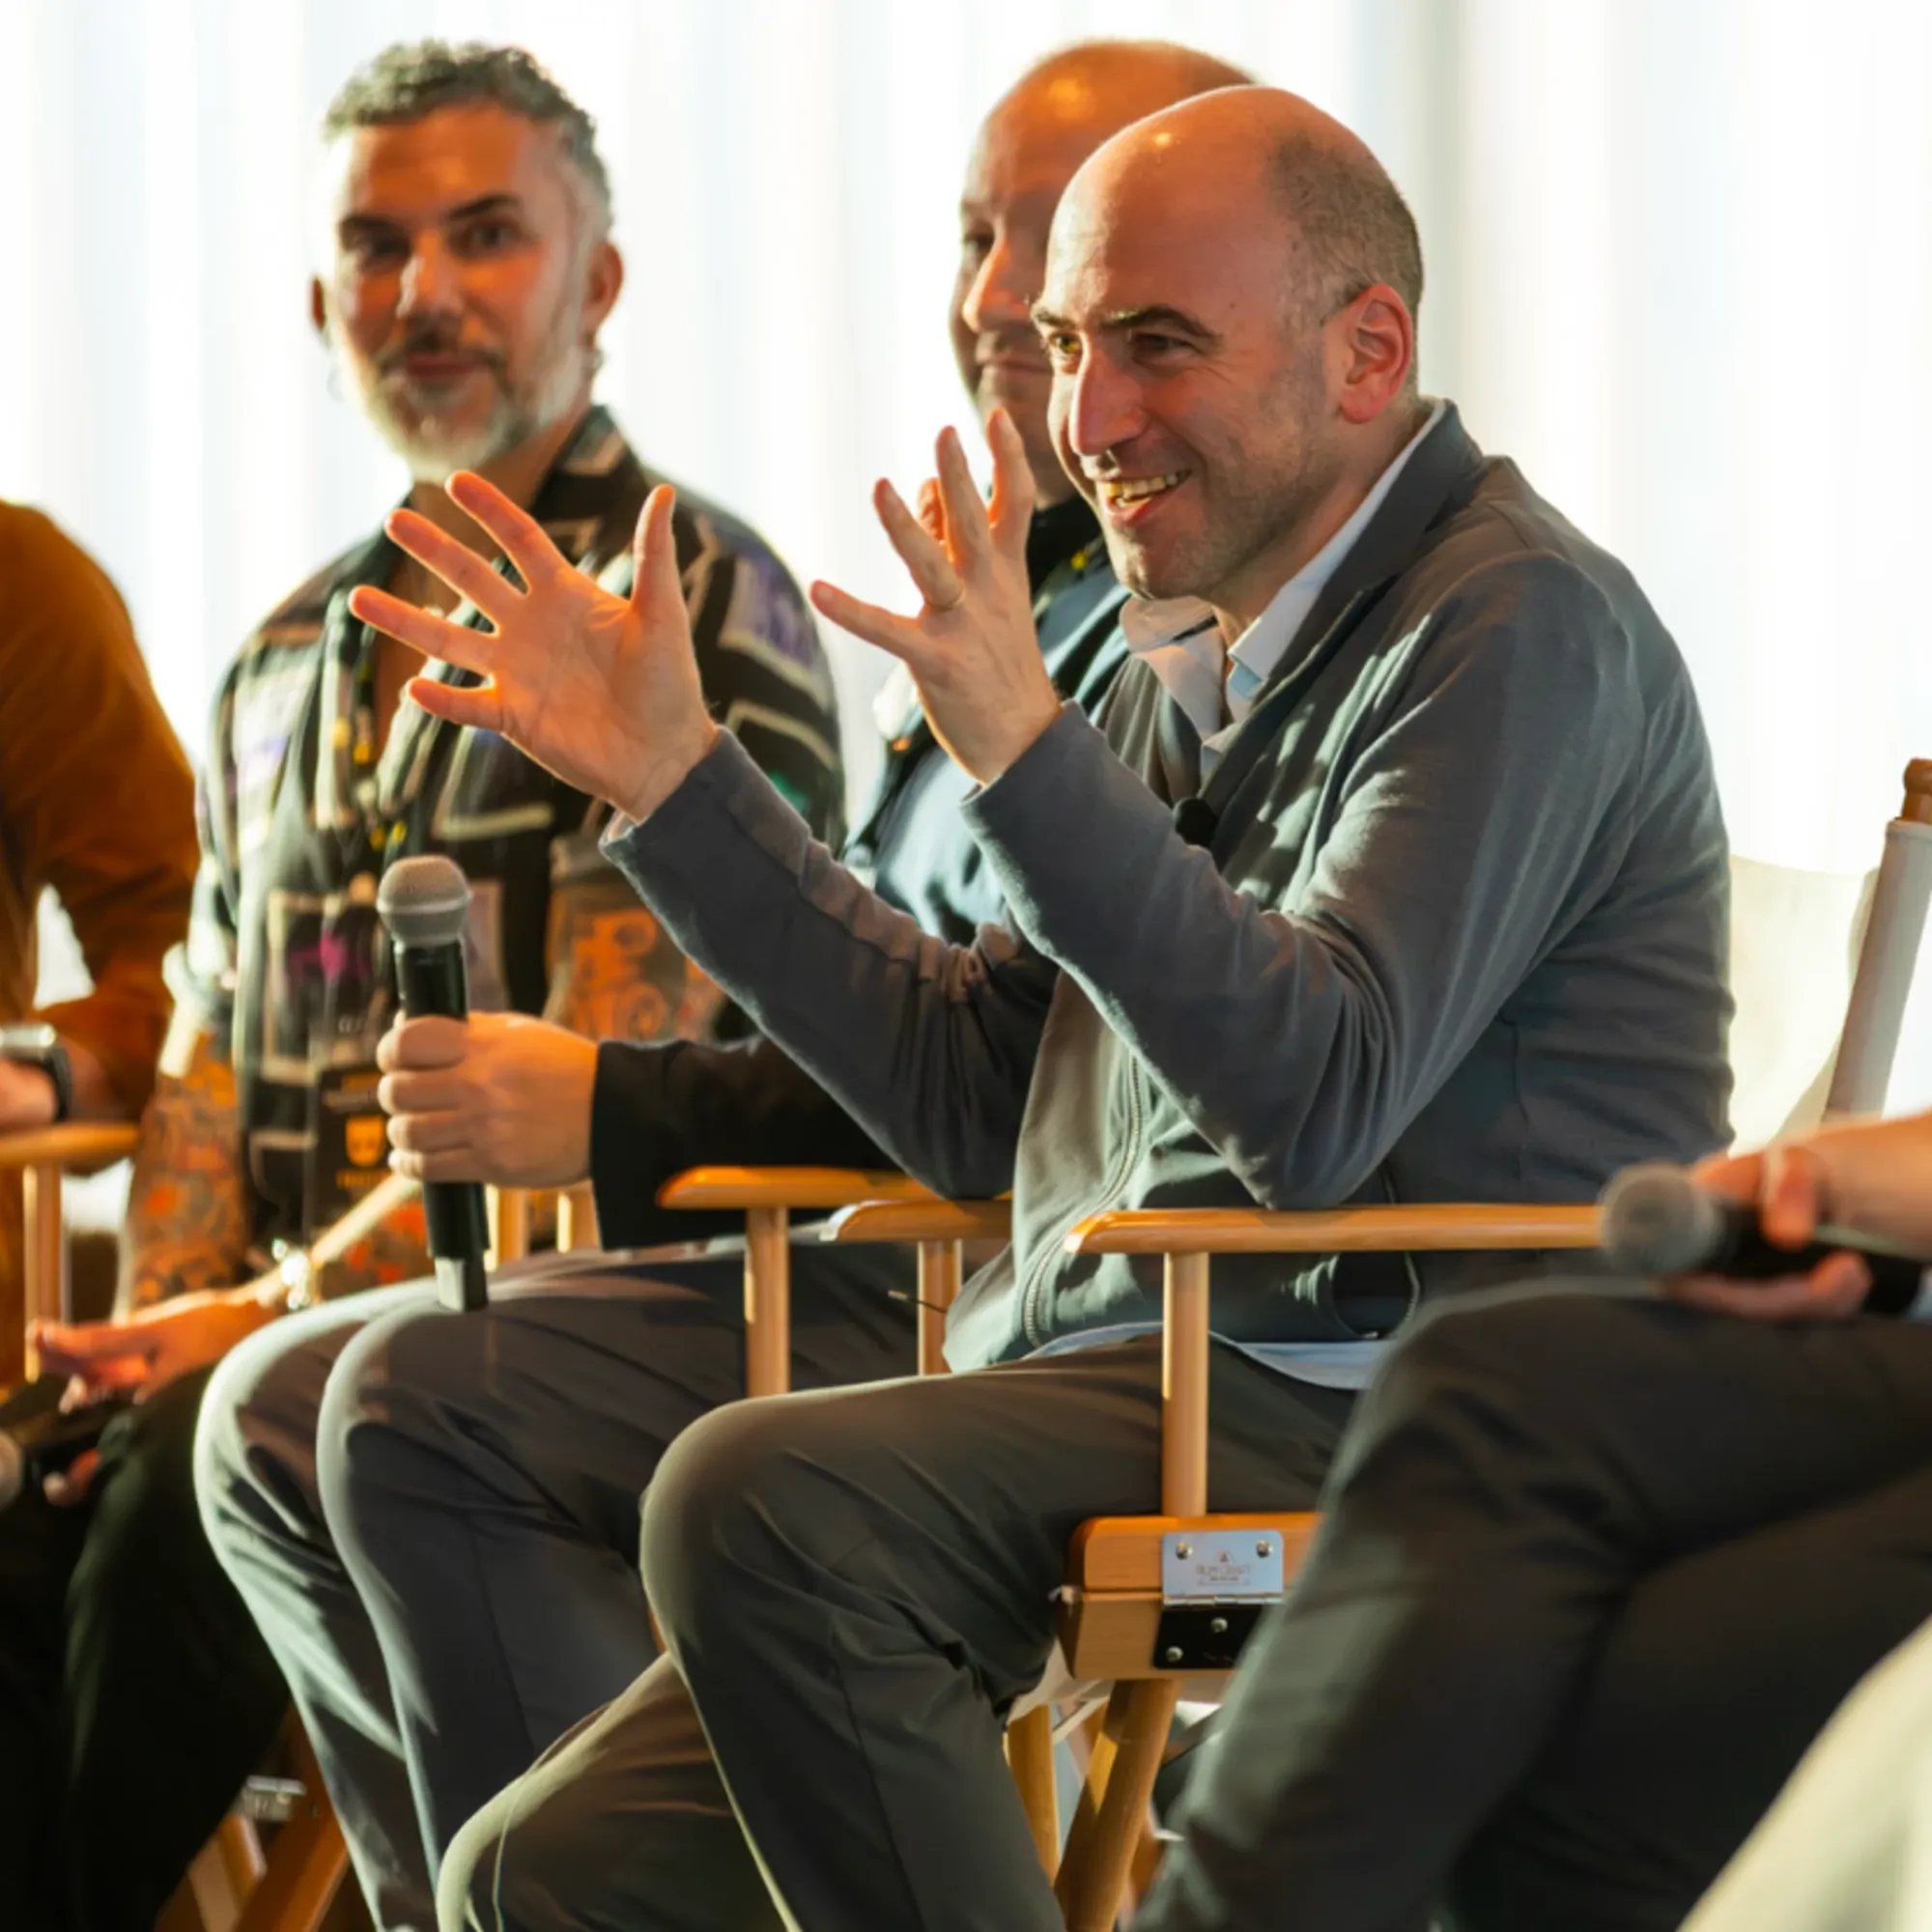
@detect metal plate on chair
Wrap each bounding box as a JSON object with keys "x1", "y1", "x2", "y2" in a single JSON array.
[
  {"x1": 1160, "y1": 1528, "x2": 1286, "y2": 1604},
  {"x1": 1151, "y1": 1603, "x2": 1270, "y2": 1669},
  {"x1": 237, "y1": 1773, "x2": 307, "y2": 1823}
]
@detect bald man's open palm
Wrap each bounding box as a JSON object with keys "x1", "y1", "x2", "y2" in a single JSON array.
[
  {"x1": 810, "y1": 407, "x2": 1059, "y2": 782},
  {"x1": 350, "y1": 477, "x2": 719, "y2": 824},
  {"x1": 352, "y1": 407, "x2": 1063, "y2": 827}
]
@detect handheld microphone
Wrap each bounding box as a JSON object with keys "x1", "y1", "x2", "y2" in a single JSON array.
[
  {"x1": 377, "y1": 855, "x2": 490, "y2": 1312},
  {"x1": 1600, "y1": 1162, "x2": 1931, "y2": 1317},
  {"x1": 1173, "y1": 797, "x2": 1218, "y2": 849},
  {"x1": 0, "y1": 1379, "x2": 132, "y2": 1511}
]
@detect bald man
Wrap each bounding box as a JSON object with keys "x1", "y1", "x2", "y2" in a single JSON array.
[
  {"x1": 412, "y1": 85, "x2": 1730, "y2": 1932},
  {"x1": 192, "y1": 41, "x2": 1244, "y2": 1932},
  {"x1": 851, "y1": 36, "x2": 1248, "y2": 935}
]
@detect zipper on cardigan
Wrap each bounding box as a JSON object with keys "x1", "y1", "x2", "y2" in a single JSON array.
[{"x1": 1018, "y1": 1051, "x2": 1149, "y2": 1349}]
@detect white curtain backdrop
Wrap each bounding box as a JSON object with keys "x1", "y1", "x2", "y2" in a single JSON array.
[{"x1": 7, "y1": 0, "x2": 1930, "y2": 1103}]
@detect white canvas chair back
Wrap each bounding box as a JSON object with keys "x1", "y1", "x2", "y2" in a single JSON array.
[
  {"x1": 1725, "y1": 857, "x2": 1875, "y2": 1150},
  {"x1": 1726, "y1": 771, "x2": 1932, "y2": 1150},
  {"x1": 1826, "y1": 796, "x2": 1932, "y2": 1116}
]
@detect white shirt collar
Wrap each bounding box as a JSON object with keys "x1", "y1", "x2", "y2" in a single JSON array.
[{"x1": 1123, "y1": 397, "x2": 1447, "y2": 754}]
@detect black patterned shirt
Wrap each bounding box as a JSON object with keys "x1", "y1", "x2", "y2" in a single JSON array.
[{"x1": 183, "y1": 404, "x2": 842, "y2": 1252}]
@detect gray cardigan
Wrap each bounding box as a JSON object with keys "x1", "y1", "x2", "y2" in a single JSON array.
[{"x1": 607, "y1": 406, "x2": 1732, "y2": 1367}]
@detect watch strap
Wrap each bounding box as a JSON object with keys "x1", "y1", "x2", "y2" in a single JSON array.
[
  {"x1": 2, "y1": 1035, "x2": 71, "y2": 1122},
  {"x1": 43, "y1": 1040, "x2": 71, "y2": 1122}
]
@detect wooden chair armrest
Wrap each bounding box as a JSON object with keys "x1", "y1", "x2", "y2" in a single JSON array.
[
  {"x1": 656, "y1": 1165, "x2": 938, "y2": 1212},
  {"x1": 824, "y1": 1198, "x2": 1012, "y2": 1244},
  {"x1": 1065, "y1": 1202, "x2": 1601, "y2": 1257},
  {"x1": 0, "y1": 1122, "x2": 141, "y2": 1176},
  {"x1": 654, "y1": 1168, "x2": 938, "y2": 1398}
]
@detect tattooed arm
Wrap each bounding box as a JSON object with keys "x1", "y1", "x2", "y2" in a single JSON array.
[
  {"x1": 47, "y1": 1011, "x2": 430, "y2": 1406},
  {"x1": 116, "y1": 1007, "x2": 252, "y2": 1313},
  {"x1": 117, "y1": 1006, "x2": 433, "y2": 1313}
]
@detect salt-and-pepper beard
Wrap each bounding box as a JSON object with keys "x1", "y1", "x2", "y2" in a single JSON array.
[{"x1": 353, "y1": 291, "x2": 592, "y2": 483}]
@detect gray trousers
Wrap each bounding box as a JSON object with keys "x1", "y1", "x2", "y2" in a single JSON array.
[
  {"x1": 438, "y1": 1338, "x2": 1354, "y2": 1932},
  {"x1": 193, "y1": 1243, "x2": 915, "y2": 1932}
]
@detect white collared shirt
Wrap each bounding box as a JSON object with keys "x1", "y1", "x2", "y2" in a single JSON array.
[{"x1": 1122, "y1": 397, "x2": 1447, "y2": 781}]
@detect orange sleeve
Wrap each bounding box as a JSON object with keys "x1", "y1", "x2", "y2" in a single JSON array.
[{"x1": 0, "y1": 507, "x2": 199, "y2": 1112}]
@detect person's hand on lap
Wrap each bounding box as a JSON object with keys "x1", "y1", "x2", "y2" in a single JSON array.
[{"x1": 33, "y1": 1293, "x2": 276, "y2": 1405}]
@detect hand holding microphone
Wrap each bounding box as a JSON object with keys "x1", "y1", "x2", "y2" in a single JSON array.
[
  {"x1": 1601, "y1": 1132, "x2": 1932, "y2": 1322},
  {"x1": 377, "y1": 856, "x2": 490, "y2": 1312}
]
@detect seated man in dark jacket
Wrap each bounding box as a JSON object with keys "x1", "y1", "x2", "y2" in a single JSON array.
[
  {"x1": 194, "y1": 41, "x2": 1247, "y2": 1932},
  {"x1": 1127, "y1": 1109, "x2": 1932, "y2": 1932},
  {"x1": 361, "y1": 87, "x2": 1735, "y2": 1932}
]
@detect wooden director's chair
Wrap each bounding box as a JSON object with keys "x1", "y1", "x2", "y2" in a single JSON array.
[
  {"x1": 639, "y1": 759, "x2": 1932, "y2": 1928},
  {"x1": 0, "y1": 1123, "x2": 348, "y2": 1932},
  {"x1": 0, "y1": 1120, "x2": 140, "y2": 1382}
]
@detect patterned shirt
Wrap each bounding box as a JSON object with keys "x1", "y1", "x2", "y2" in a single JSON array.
[{"x1": 183, "y1": 403, "x2": 842, "y2": 1253}]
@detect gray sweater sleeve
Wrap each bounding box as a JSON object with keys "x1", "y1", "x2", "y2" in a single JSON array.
[
  {"x1": 965, "y1": 553, "x2": 1649, "y2": 1208},
  {"x1": 602, "y1": 738, "x2": 1057, "y2": 1198}
]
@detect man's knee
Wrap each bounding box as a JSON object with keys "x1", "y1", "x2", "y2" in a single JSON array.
[
  {"x1": 642, "y1": 1393, "x2": 850, "y2": 1641},
  {"x1": 440, "y1": 1726, "x2": 754, "y2": 1932},
  {"x1": 312, "y1": 1299, "x2": 481, "y2": 1532},
  {"x1": 195, "y1": 1313, "x2": 341, "y2": 1553},
  {"x1": 439, "y1": 1779, "x2": 562, "y2": 1932}
]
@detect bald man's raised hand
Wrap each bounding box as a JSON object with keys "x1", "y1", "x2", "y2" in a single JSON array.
[
  {"x1": 349, "y1": 477, "x2": 719, "y2": 824},
  {"x1": 813, "y1": 409, "x2": 1061, "y2": 784}
]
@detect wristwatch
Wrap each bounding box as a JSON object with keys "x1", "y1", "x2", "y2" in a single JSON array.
[{"x1": 0, "y1": 1022, "x2": 72, "y2": 1122}]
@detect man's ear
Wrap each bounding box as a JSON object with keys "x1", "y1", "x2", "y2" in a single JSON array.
[
  {"x1": 1332, "y1": 284, "x2": 1413, "y2": 426},
  {"x1": 583, "y1": 240, "x2": 624, "y2": 343},
  {"x1": 309, "y1": 275, "x2": 329, "y2": 341}
]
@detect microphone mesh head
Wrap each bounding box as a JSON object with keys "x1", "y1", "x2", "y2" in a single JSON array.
[
  {"x1": 376, "y1": 855, "x2": 471, "y2": 950},
  {"x1": 1599, "y1": 1163, "x2": 1722, "y2": 1275}
]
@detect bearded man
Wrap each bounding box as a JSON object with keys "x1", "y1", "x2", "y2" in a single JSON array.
[{"x1": 0, "y1": 40, "x2": 841, "y2": 1932}]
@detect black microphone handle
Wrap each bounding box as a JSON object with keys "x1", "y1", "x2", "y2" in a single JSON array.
[
  {"x1": 394, "y1": 942, "x2": 490, "y2": 1312},
  {"x1": 1173, "y1": 797, "x2": 1218, "y2": 849},
  {"x1": 1703, "y1": 1200, "x2": 1925, "y2": 1316}
]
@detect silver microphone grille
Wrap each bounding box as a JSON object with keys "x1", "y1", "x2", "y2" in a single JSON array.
[
  {"x1": 1599, "y1": 1163, "x2": 1724, "y2": 1276},
  {"x1": 376, "y1": 855, "x2": 471, "y2": 951}
]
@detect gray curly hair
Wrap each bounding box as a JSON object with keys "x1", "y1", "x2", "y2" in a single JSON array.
[{"x1": 322, "y1": 41, "x2": 612, "y2": 237}]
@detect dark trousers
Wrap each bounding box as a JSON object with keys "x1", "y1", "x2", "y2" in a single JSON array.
[
  {"x1": 1138, "y1": 1283, "x2": 1932, "y2": 1932},
  {"x1": 0, "y1": 1366, "x2": 288, "y2": 1932},
  {"x1": 438, "y1": 1338, "x2": 1354, "y2": 1932}
]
